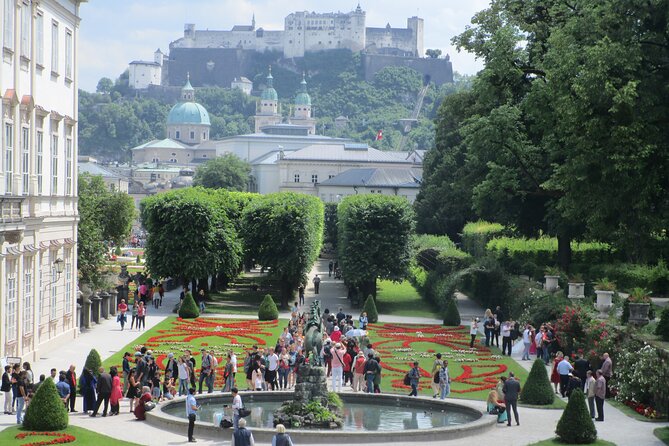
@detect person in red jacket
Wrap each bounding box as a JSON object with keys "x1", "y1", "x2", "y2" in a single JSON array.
[
  {"x1": 330, "y1": 326, "x2": 342, "y2": 342},
  {"x1": 342, "y1": 349, "x2": 353, "y2": 387}
]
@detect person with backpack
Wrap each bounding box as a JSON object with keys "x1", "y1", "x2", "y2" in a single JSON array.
[
  {"x1": 364, "y1": 354, "x2": 379, "y2": 394},
  {"x1": 407, "y1": 361, "x2": 421, "y2": 397},
  {"x1": 244, "y1": 347, "x2": 258, "y2": 390},
  {"x1": 430, "y1": 353, "x2": 444, "y2": 398}
]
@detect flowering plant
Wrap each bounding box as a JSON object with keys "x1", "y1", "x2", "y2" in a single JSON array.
[{"x1": 14, "y1": 432, "x2": 76, "y2": 446}]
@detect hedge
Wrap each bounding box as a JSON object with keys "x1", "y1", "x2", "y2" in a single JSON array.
[
  {"x1": 23, "y1": 377, "x2": 69, "y2": 430},
  {"x1": 461, "y1": 220, "x2": 505, "y2": 257},
  {"x1": 588, "y1": 261, "x2": 669, "y2": 295},
  {"x1": 363, "y1": 295, "x2": 379, "y2": 323},
  {"x1": 258, "y1": 294, "x2": 279, "y2": 321},
  {"x1": 555, "y1": 388, "x2": 597, "y2": 444},
  {"x1": 656, "y1": 306, "x2": 669, "y2": 341},
  {"x1": 413, "y1": 234, "x2": 471, "y2": 274},
  {"x1": 442, "y1": 298, "x2": 461, "y2": 326},
  {"x1": 178, "y1": 292, "x2": 200, "y2": 318},
  {"x1": 520, "y1": 359, "x2": 555, "y2": 405}
]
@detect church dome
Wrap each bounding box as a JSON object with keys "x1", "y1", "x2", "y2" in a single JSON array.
[
  {"x1": 294, "y1": 74, "x2": 311, "y2": 105},
  {"x1": 261, "y1": 67, "x2": 278, "y2": 101},
  {"x1": 167, "y1": 102, "x2": 211, "y2": 125}
]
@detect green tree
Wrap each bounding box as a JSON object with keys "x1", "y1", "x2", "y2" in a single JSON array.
[
  {"x1": 520, "y1": 359, "x2": 555, "y2": 405},
  {"x1": 323, "y1": 202, "x2": 338, "y2": 249},
  {"x1": 425, "y1": 49, "x2": 442, "y2": 59},
  {"x1": 242, "y1": 193, "x2": 323, "y2": 309},
  {"x1": 178, "y1": 292, "x2": 200, "y2": 318},
  {"x1": 337, "y1": 195, "x2": 415, "y2": 298},
  {"x1": 23, "y1": 378, "x2": 68, "y2": 430},
  {"x1": 555, "y1": 388, "x2": 597, "y2": 444},
  {"x1": 362, "y1": 295, "x2": 378, "y2": 323},
  {"x1": 84, "y1": 349, "x2": 102, "y2": 378},
  {"x1": 193, "y1": 153, "x2": 251, "y2": 191},
  {"x1": 96, "y1": 77, "x2": 113, "y2": 94},
  {"x1": 101, "y1": 190, "x2": 136, "y2": 247},
  {"x1": 258, "y1": 294, "x2": 279, "y2": 320}
]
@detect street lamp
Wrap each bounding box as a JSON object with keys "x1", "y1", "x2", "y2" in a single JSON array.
[{"x1": 54, "y1": 258, "x2": 65, "y2": 278}]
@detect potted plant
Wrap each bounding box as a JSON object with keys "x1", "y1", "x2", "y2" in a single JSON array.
[
  {"x1": 628, "y1": 287, "x2": 651, "y2": 326},
  {"x1": 544, "y1": 266, "x2": 561, "y2": 292},
  {"x1": 594, "y1": 278, "x2": 615, "y2": 318},
  {"x1": 567, "y1": 274, "x2": 585, "y2": 299}
]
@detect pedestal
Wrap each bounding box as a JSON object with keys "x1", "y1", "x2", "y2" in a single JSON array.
[
  {"x1": 109, "y1": 289, "x2": 118, "y2": 316},
  {"x1": 100, "y1": 291, "x2": 110, "y2": 319},
  {"x1": 82, "y1": 295, "x2": 92, "y2": 329},
  {"x1": 91, "y1": 293, "x2": 101, "y2": 324}
]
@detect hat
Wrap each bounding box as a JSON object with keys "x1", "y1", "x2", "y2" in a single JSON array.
[
  {"x1": 134, "y1": 352, "x2": 141, "y2": 357},
  {"x1": 334, "y1": 326, "x2": 340, "y2": 331},
  {"x1": 168, "y1": 353, "x2": 174, "y2": 358},
  {"x1": 335, "y1": 343, "x2": 341, "y2": 348},
  {"x1": 147, "y1": 350, "x2": 153, "y2": 355}
]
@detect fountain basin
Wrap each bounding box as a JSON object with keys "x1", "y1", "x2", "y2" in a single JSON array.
[{"x1": 147, "y1": 391, "x2": 495, "y2": 443}]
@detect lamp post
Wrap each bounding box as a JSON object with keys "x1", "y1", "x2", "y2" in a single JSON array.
[{"x1": 54, "y1": 258, "x2": 65, "y2": 277}]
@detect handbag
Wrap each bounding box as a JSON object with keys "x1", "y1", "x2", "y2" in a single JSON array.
[
  {"x1": 433, "y1": 372, "x2": 440, "y2": 384},
  {"x1": 144, "y1": 401, "x2": 156, "y2": 412},
  {"x1": 238, "y1": 406, "x2": 251, "y2": 417},
  {"x1": 488, "y1": 406, "x2": 499, "y2": 415}
]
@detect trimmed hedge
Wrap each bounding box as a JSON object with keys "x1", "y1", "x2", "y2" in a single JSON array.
[
  {"x1": 656, "y1": 306, "x2": 669, "y2": 341},
  {"x1": 457, "y1": 258, "x2": 511, "y2": 310},
  {"x1": 588, "y1": 261, "x2": 669, "y2": 295},
  {"x1": 555, "y1": 388, "x2": 597, "y2": 444},
  {"x1": 178, "y1": 292, "x2": 200, "y2": 318},
  {"x1": 258, "y1": 294, "x2": 279, "y2": 321},
  {"x1": 442, "y1": 298, "x2": 461, "y2": 326},
  {"x1": 23, "y1": 377, "x2": 69, "y2": 430},
  {"x1": 84, "y1": 349, "x2": 102, "y2": 377},
  {"x1": 363, "y1": 295, "x2": 379, "y2": 323},
  {"x1": 520, "y1": 359, "x2": 555, "y2": 405},
  {"x1": 461, "y1": 220, "x2": 505, "y2": 257},
  {"x1": 413, "y1": 234, "x2": 471, "y2": 275}
]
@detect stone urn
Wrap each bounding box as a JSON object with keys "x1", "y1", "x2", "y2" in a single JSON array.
[
  {"x1": 544, "y1": 275, "x2": 560, "y2": 292},
  {"x1": 628, "y1": 302, "x2": 650, "y2": 326},
  {"x1": 595, "y1": 290, "x2": 614, "y2": 318},
  {"x1": 568, "y1": 282, "x2": 585, "y2": 299}
]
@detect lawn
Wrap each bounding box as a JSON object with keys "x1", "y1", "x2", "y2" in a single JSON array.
[
  {"x1": 375, "y1": 280, "x2": 440, "y2": 319},
  {"x1": 205, "y1": 288, "x2": 280, "y2": 315},
  {"x1": 528, "y1": 439, "x2": 616, "y2": 446},
  {"x1": 0, "y1": 425, "x2": 139, "y2": 445},
  {"x1": 654, "y1": 427, "x2": 669, "y2": 445}
]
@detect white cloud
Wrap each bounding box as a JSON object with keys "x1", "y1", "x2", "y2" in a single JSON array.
[{"x1": 78, "y1": 0, "x2": 489, "y2": 91}]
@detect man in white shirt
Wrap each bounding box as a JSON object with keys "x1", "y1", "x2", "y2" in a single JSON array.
[
  {"x1": 522, "y1": 325, "x2": 532, "y2": 360},
  {"x1": 185, "y1": 387, "x2": 198, "y2": 443},
  {"x1": 229, "y1": 350, "x2": 238, "y2": 387},
  {"x1": 266, "y1": 349, "x2": 279, "y2": 391},
  {"x1": 230, "y1": 387, "x2": 243, "y2": 431},
  {"x1": 501, "y1": 321, "x2": 512, "y2": 356}
]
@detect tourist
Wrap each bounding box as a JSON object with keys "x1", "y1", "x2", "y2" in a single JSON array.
[
  {"x1": 33, "y1": 374, "x2": 46, "y2": 393},
  {"x1": 595, "y1": 370, "x2": 606, "y2": 421},
  {"x1": 313, "y1": 274, "x2": 321, "y2": 294},
  {"x1": 565, "y1": 373, "x2": 582, "y2": 398},
  {"x1": 573, "y1": 354, "x2": 590, "y2": 390},
  {"x1": 342, "y1": 347, "x2": 353, "y2": 387},
  {"x1": 245, "y1": 347, "x2": 258, "y2": 390},
  {"x1": 496, "y1": 376, "x2": 506, "y2": 401},
  {"x1": 601, "y1": 353, "x2": 613, "y2": 398},
  {"x1": 165, "y1": 353, "x2": 179, "y2": 387},
  {"x1": 584, "y1": 370, "x2": 596, "y2": 418},
  {"x1": 139, "y1": 282, "x2": 148, "y2": 303},
  {"x1": 117, "y1": 299, "x2": 128, "y2": 330},
  {"x1": 231, "y1": 387, "x2": 243, "y2": 431},
  {"x1": 501, "y1": 320, "x2": 512, "y2": 355},
  {"x1": 80, "y1": 368, "x2": 97, "y2": 414},
  {"x1": 359, "y1": 311, "x2": 368, "y2": 330},
  {"x1": 158, "y1": 281, "x2": 165, "y2": 306},
  {"x1": 122, "y1": 352, "x2": 132, "y2": 395},
  {"x1": 56, "y1": 373, "x2": 71, "y2": 408},
  {"x1": 535, "y1": 326, "x2": 545, "y2": 361},
  {"x1": 252, "y1": 361, "x2": 264, "y2": 391},
  {"x1": 126, "y1": 370, "x2": 138, "y2": 412},
  {"x1": 298, "y1": 284, "x2": 305, "y2": 306},
  {"x1": 209, "y1": 350, "x2": 219, "y2": 390},
  {"x1": 550, "y1": 352, "x2": 563, "y2": 394},
  {"x1": 280, "y1": 327, "x2": 293, "y2": 345},
  {"x1": 198, "y1": 348, "x2": 214, "y2": 394},
  {"x1": 135, "y1": 351, "x2": 148, "y2": 387},
  {"x1": 328, "y1": 260, "x2": 334, "y2": 277},
  {"x1": 151, "y1": 369, "x2": 163, "y2": 401},
  {"x1": 330, "y1": 326, "x2": 342, "y2": 342},
  {"x1": 178, "y1": 357, "x2": 189, "y2": 396},
  {"x1": 364, "y1": 353, "x2": 379, "y2": 393},
  {"x1": 521, "y1": 324, "x2": 532, "y2": 360},
  {"x1": 266, "y1": 348, "x2": 279, "y2": 391},
  {"x1": 430, "y1": 353, "x2": 444, "y2": 398},
  {"x1": 65, "y1": 364, "x2": 77, "y2": 412},
  {"x1": 408, "y1": 361, "x2": 420, "y2": 397},
  {"x1": 271, "y1": 424, "x2": 293, "y2": 446},
  {"x1": 230, "y1": 350, "x2": 238, "y2": 387},
  {"x1": 556, "y1": 353, "x2": 574, "y2": 397},
  {"x1": 2, "y1": 365, "x2": 12, "y2": 414},
  {"x1": 186, "y1": 387, "x2": 198, "y2": 443},
  {"x1": 231, "y1": 417, "x2": 255, "y2": 446},
  {"x1": 91, "y1": 367, "x2": 112, "y2": 417},
  {"x1": 110, "y1": 367, "x2": 123, "y2": 415},
  {"x1": 502, "y1": 372, "x2": 521, "y2": 426},
  {"x1": 197, "y1": 289, "x2": 206, "y2": 313},
  {"x1": 14, "y1": 371, "x2": 27, "y2": 424},
  {"x1": 469, "y1": 317, "x2": 479, "y2": 348},
  {"x1": 133, "y1": 386, "x2": 153, "y2": 420},
  {"x1": 137, "y1": 301, "x2": 147, "y2": 331},
  {"x1": 186, "y1": 350, "x2": 197, "y2": 389},
  {"x1": 483, "y1": 313, "x2": 495, "y2": 347},
  {"x1": 439, "y1": 359, "x2": 451, "y2": 399},
  {"x1": 486, "y1": 390, "x2": 507, "y2": 424},
  {"x1": 528, "y1": 325, "x2": 537, "y2": 357},
  {"x1": 164, "y1": 372, "x2": 177, "y2": 400},
  {"x1": 278, "y1": 348, "x2": 291, "y2": 390},
  {"x1": 131, "y1": 300, "x2": 138, "y2": 330},
  {"x1": 352, "y1": 351, "x2": 366, "y2": 392},
  {"x1": 330, "y1": 342, "x2": 346, "y2": 392},
  {"x1": 223, "y1": 354, "x2": 234, "y2": 392},
  {"x1": 153, "y1": 284, "x2": 161, "y2": 309}
]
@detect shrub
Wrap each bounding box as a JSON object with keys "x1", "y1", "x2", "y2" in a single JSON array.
[
  {"x1": 458, "y1": 258, "x2": 511, "y2": 310},
  {"x1": 461, "y1": 220, "x2": 505, "y2": 257},
  {"x1": 442, "y1": 298, "x2": 461, "y2": 326},
  {"x1": 114, "y1": 246, "x2": 122, "y2": 256},
  {"x1": 520, "y1": 359, "x2": 555, "y2": 405},
  {"x1": 327, "y1": 391, "x2": 343, "y2": 410},
  {"x1": 555, "y1": 388, "x2": 597, "y2": 444},
  {"x1": 23, "y1": 378, "x2": 68, "y2": 430},
  {"x1": 656, "y1": 306, "x2": 669, "y2": 341},
  {"x1": 588, "y1": 261, "x2": 669, "y2": 295},
  {"x1": 413, "y1": 234, "x2": 471, "y2": 274},
  {"x1": 178, "y1": 291, "x2": 200, "y2": 319},
  {"x1": 258, "y1": 294, "x2": 279, "y2": 321},
  {"x1": 84, "y1": 349, "x2": 102, "y2": 378},
  {"x1": 363, "y1": 295, "x2": 379, "y2": 323}
]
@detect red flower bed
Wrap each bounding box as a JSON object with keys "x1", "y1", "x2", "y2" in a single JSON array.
[
  {"x1": 15, "y1": 432, "x2": 76, "y2": 446},
  {"x1": 623, "y1": 399, "x2": 661, "y2": 419}
]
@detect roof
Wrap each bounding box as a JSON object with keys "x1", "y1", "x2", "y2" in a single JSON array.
[
  {"x1": 78, "y1": 162, "x2": 125, "y2": 179},
  {"x1": 167, "y1": 102, "x2": 211, "y2": 125},
  {"x1": 232, "y1": 77, "x2": 252, "y2": 83},
  {"x1": 320, "y1": 168, "x2": 422, "y2": 188},
  {"x1": 282, "y1": 144, "x2": 413, "y2": 164},
  {"x1": 261, "y1": 86, "x2": 278, "y2": 101},
  {"x1": 231, "y1": 25, "x2": 254, "y2": 31},
  {"x1": 130, "y1": 60, "x2": 160, "y2": 66},
  {"x1": 131, "y1": 138, "x2": 191, "y2": 151}
]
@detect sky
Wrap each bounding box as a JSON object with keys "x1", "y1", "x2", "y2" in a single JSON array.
[{"x1": 78, "y1": 0, "x2": 490, "y2": 92}]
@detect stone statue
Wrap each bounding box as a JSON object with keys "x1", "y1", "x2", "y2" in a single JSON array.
[{"x1": 304, "y1": 300, "x2": 323, "y2": 366}]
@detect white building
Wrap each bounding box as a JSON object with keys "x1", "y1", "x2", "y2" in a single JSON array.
[
  {"x1": 317, "y1": 167, "x2": 421, "y2": 203},
  {"x1": 78, "y1": 157, "x2": 130, "y2": 193},
  {"x1": 128, "y1": 49, "x2": 163, "y2": 90},
  {"x1": 1, "y1": 0, "x2": 85, "y2": 361},
  {"x1": 231, "y1": 77, "x2": 252, "y2": 95}
]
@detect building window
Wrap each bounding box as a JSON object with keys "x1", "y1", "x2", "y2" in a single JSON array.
[
  {"x1": 23, "y1": 261, "x2": 33, "y2": 335},
  {"x1": 22, "y1": 127, "x2": 29, "y2": 194},
  {"x1": 294, "y1": 173, "x2": 300, "y2": 183},
  {"x1": 36, "y1": 12, "x2": 44, "y2": 66},
  {"x1": 175, "y1": 130, "x2": 180, "y2": 139},
  {"x1": 328, "y1": 174, "x2": 335, "y2": 179},
  {"x1": 190, "y1": 131, "x2": 194, "y2": 139},
  {"x1": 66, "y1": 137, "x2": 72, "y2": 195},
  {"x1": 65, "y1": 29, "x2": 73, "y2": 79},
  {"x1": 51, "y1": 134, "x2": 58, "y2": 194},
  {"x1": 3, "y1": 0, "x2": 14, "y2": 50},
  {"x1": 5, "y1": 123, "x2": 14, "y2": 194},
  {"x1": 202, "y1": 132, "x2": 206, "y2": 140},
  {"x1": 51, "y1": 21, "x2": 59, "y2": 74},
  {"x1": 20, "y1": 1, "x2": 30, "y2": 58},
  {"x1": 65, "y1": 251, "x2": 72, "y2": 315},
  {"x1": 311, "y1": 174, "x2": 318, "y2": 184},
  {"x1": 5, "y1": 260, "x2": 17, "y2": 342},
  {"x1": 50, "y1": 253, "x2": 58, "y2": 321},
  {"x1": 36, "y1": 130, "x2": 43, "y2": 194}
]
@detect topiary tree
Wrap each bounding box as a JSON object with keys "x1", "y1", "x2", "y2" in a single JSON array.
[
  {"x1": 23, "y1": 377, "x2": 68, "y2": 430},
  {"x1": 555, "y1": 388, "x2": 597, "y2": 444},
  {"x1": 655, "y1": 306, "x2": 669, "y2": 341},
  {"x1": 442, "y1": 298, "x2": 461, "y2": 326},
  {"x1": 363, "y1": 295, "x2": 379, "y2": 323},
  {"x1": 520, "y1": 359, "x2": 555, "y2": 405},
  {"x1": 80, "y1": 348, "x2": 102, "y2": 395},
  {"x1": 258, "y1": 294, "x2": 279, "y2": 321},
  {"x1": 179, "y1": 292, "x2": 200, "y2": 318}
]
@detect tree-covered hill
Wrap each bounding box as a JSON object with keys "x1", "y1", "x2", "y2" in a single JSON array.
[{"x1": 79, "y1": 50, "x2": 471, "y2": 162}]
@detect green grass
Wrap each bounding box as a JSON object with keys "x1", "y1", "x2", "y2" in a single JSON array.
[
  {"x1": 528, "y1": 439, "x2": 616, "y2": 446},
  {"x1": 205, "y1": 288, "x2": 282, "y2": 315},
  {"x1": 654, "y1": 427, "x2": 669, "y2": 445},
  {"x1": 519, "y1": 398, "x2": 567, "y2": 409},
  {"x1": 375, "y1": 280, "x2": 440, "y2": 319},
  {"x1": 607, "y1": 399, "x2": 667, "y2": 422},
  {"x1": 0, "y1": 425, "x2": 139, "y2": 445}
]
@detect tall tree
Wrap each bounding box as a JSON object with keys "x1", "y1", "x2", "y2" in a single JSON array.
[
  {"x1": 337, "y1": 195, "x2": 415, "y2": 299},
  {"x1": 193, "y1": 153, "x2": 251, "y2": 191},
  {"x1": 242, "y1": 193, "x2": 323, "y2": 308}
]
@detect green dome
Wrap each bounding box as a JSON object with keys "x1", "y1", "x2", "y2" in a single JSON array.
[
  {"x1": 167, "y1": 102, "x2": 211, "y2": 125},
  {"x1": 295, "y1": 92, "x2": 311, "y2": 105},
  {"x1": 261, "y1": 87, "x2": 278, "y2": 101}
]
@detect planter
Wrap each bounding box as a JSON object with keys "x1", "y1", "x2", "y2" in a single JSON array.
[
  {"x1": 595, "y1": 290, "x2": 614, "y2": 318},
  {"x1": 628, "y1": 302, "x2": 650, "y2": 326},
  {"x1": 544, "y1": 275, "x2": 560, "y2": 292},
  {"x1": 568, "y1": 282, "x2": 585, "y2": 299}
]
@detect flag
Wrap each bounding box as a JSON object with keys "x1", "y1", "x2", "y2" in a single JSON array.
[{"x1": 376, "y1": 130, "x2": 383, "y2": 141}]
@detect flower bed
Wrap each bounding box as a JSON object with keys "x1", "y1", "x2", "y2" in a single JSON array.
[
  {"x1": 623, "y1": 399, "x2": 661, "y2": 419},
  {"x1": 15, "y1": 432, "x2": 76, "y2": 446}
]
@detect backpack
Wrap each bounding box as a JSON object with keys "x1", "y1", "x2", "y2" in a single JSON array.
[{"x1": 403, "y1": 372, "x2": 411, "y2": 386}]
